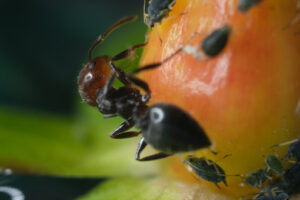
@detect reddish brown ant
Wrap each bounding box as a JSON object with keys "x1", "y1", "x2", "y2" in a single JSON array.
[{"x1": 78, "y1": 16, "x2": 211, "y2": 161}]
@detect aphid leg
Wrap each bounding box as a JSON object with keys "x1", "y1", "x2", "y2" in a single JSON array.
[
  {"x1": 112, "y1": 42, "x2": 148, "y2": 61},
  {"x1": 110, "y1": 119, "x2": 141, "y2": 139},
  {"x1": 88, "y1": 16, "x2": 137, "y2": 60},
  {"x1": 135, "y1": 137, "x2": 172, "y2": 161},
  {"x1": 154, "y1": 25, "x2": 163, "y2": 46},
  {"x1": 271, "y1": 138, "x2": 298, "y2": 148},
  {"x1": 214, "y1": 183, "x2": 221, "y2": 189},
  {"x1": 130, "y1": 47, "x2": 182, "y2": 74}
]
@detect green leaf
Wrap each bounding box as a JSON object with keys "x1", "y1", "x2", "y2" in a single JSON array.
[
  {"x1": 0, "y1": 106, "x2": 158, "y2": 176},
  {"x1": 77, "y1": 177, "x2": 235, "y2": 200}
]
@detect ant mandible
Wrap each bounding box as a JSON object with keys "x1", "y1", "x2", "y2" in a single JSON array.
[{"x1": 78, "y1": 16, "x2": 211, "y2": 161}]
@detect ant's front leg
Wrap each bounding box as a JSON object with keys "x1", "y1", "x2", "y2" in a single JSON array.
[
  {"x1": 112, "y1": 42, "x2": 148, "y2": 61},
  {"x1": 110, "y1": 119, "x2": 141, "y2": 139},
  {"x1": 130, "y1": 47, "x2": 182, "y2": 75},
  {"x1": 98, "y1": 72, "x2": 116, "y2": 99},
  {"x1": 135, "y1": 137, "x2": 172, "y2": 161},
  {"x1": 109, "y1": 61, "x2": 131, "y2": 85},
  {"x1": 128, "y1": 76, "x2": 151, "y2": 102}
]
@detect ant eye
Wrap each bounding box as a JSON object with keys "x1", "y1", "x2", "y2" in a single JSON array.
[
  {"x1": 84, "y1": 72, "x2": 93, "y2": 83},
  {"x1": 150, "y1": 107, "x2": 164, "y2": 123},
  {"x1": 89, "y1": 62, "x2": 96, "y2": 69}
]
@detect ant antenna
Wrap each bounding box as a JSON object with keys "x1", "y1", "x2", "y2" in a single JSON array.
[{"x1": 88, "y1": 16, "x2": 137, "y2": 61}]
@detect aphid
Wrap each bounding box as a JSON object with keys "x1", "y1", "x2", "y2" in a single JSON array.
[
  {"x1": 201, "y1": 25, "x2": 232, "y2": 57},
  {"x1": 238, "y1": 0, "x2": 263, "y2": 13},
  {"x1": 144, "y1": 0, "x2": 176, "y2": 28},
  {"x1": 78, "y1": 16, "x2": 212, "y2": 161},
  {"x1": 254, "y1": 187, "x2": 288, "y2": 200},
  {"x1": 244, "y1": 169, "x2": 271, "y2": 188},
  {"x1": 275, "y1": 162, "x2": 300, "y2": 194},
  {"x1": 182, "y1": 25, "x2": 232, "y2": 60},
  {"x1": 184, "y1": 155, "x2": 227, "y2": 188},
  {"x1": 265, "y1": 155, "x2": 283, "y2": 175},
  {"x1": 272, "y1": 137, "x2": 300, "y2": 162}
]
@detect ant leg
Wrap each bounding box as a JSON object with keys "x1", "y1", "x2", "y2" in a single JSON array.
[
  {"x1": 130, "y1": 47, "x2": 182, "y2": 75},
  {"x1": 110, "y1": 119, "x2": 141, "y2": 139},
  {"x1": 128, "y1": 76, "x2": 151, "y2": 98},
  {"x1": 109, "y1": 61, "x2": 131, "y2": 85},
  {"x1": 103, "y1": 113, "x2": 118, "y2": 118},
  {"x1": 88, "y1": 16, "x2": 137, "y2": 61},
  {"x1": 112, "y1": 42, "x2": 148, "y2": 61},
  {"x1": 100, "y1": 72, "x2": 117, "y2": 97},
  {"x1": 135, "y1": 137, "x2": 172, "y2": 161}
]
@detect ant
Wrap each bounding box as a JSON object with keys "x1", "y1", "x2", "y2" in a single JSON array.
[
  {"x1": 78, "y1": 16, "x2": 212, "y2": 161},
  {"x1": 182, "y1": 25, "x2": 232, "y2": 60}
]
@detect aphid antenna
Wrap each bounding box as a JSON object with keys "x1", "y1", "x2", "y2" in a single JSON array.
[
  {"x1": 295, "y1": 98, "x2": 300, "y2": 119},
  {"x1": 271, "y1": 138, "x2": 299, "y2": 148},
  {"x1": 154, "y1": 26, "x2": 163, "y2": 45},
  {"x1": 214, "y1": 154, "x2": 231, "y2": 163},
  {"x1": 282, "y1": 13, "x2": 300, "y2": 31},
  {"x1": 180, "y1": 31, "x2": 207, "y2": 61},
  {"x1": 88, "y1": 16, "x2": 137, "y2": 61}
]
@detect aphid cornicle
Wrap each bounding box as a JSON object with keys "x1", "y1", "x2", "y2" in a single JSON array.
[
  {"x1": 184, "y1": 156, "x2": 227, "y2": 189},
  {"x1": 78, "y1": 16, "x2": 212, "y2": 161}
]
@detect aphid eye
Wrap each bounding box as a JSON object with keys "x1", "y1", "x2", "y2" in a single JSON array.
[
  {"x1": 88, "y1": 61, "x2": 96, "y2": 69},
  {"x1": 150, "y1": 107, "x2": 164, "y2": 123},
  {"x1": 84, "y1": 72, "x2": 93, "y2": 83}
]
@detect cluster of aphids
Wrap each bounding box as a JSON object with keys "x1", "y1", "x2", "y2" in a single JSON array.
[{"x1": 77, "y1": 0, "x2": 299, "y2": 199}]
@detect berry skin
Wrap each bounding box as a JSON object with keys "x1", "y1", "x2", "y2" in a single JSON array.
[{"x1": 139, "y1": 0, "x2": 300, "y2": 195}]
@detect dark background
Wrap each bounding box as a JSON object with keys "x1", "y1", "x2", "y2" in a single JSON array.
[{"x1": 0, "y1": 0, "x2": 147, "y2": 114}]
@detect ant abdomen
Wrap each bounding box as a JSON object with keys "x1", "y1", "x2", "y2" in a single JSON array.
[{"x1": 138, "y1": 103, "x2": 211, "y2": 154}]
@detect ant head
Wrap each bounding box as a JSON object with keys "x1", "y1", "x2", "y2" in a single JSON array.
[{"x1": 78, "y1": 56, "x2": 112, "y2": 106}]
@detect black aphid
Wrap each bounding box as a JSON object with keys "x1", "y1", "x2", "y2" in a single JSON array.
[
  {"x1": 254, "y1": 187, "x2": 288, "y2": 200},
  {"x1": 238, "y1": 0, "x2": 263, "y2": 13},
  {"x1": 201, "y1": 25, "x2": 232, "y2": 57},
  {"x1": 244, "y1": 169, "x2": 271, "y2": 188},
  {"x1": 265, "y1": 155, "x2": 283, "y2": 175},
  {"x1": 184, "y1": 156, "x2": 227, "y2": 189},
  {"x1": 144, "y1": 0, "x2": 176, "y2": 28},
  {"x1": 272, "y1": 137, "x2": 300, "y2": 162}
]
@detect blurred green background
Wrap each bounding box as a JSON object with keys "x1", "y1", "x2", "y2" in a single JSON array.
[{"x1": 0, "y1": 1, "x2": 163, "y2": 199}]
